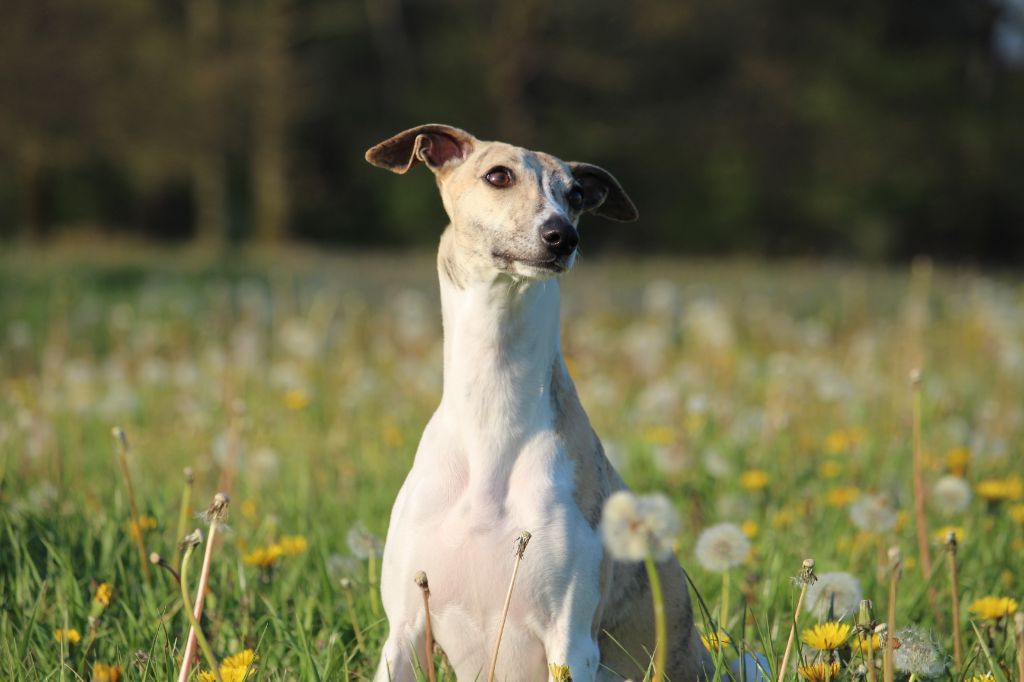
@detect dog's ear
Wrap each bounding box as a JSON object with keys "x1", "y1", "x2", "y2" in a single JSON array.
[
  {"x1": 569, "y1": 162, "x2": 639, "y2": 222},
  {"x1": 365, "y1": 124, "x2": 476, "y2": 174}
]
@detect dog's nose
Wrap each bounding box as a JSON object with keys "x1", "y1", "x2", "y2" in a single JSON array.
[{"x1": 540, "y1": 218, "x2": 579, "y2": 257}]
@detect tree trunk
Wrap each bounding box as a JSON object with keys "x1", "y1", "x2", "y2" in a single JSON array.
[
  {"x1": 186, "y1": 0, "x2": 227, "y2": 246},
  {"x1": 251, "y1": 0, "x2": 290, "y2": 244}
]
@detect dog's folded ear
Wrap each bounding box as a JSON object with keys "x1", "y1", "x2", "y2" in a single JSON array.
[
  {"x1": 365, "y1": 124, "x2": 476, "y2": 174},
  {"x1": 569, "y1": 162, "x2": 639, "y2": 222}
]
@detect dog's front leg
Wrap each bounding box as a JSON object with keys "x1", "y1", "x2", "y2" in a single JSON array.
[
  {"x1": 372, "y1": 621, "x2": 426, "y2": 682},
  {"x1": 544, "y1": 627, "x2": 601, "y2": 682}
]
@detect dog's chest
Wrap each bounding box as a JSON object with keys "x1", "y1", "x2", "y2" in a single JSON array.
[{"x1": 384, "y1": 428, "x2": 602, "y2": 678}]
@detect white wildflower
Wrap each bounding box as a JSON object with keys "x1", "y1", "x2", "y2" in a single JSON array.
[
  {"x1": 805, "y1": 571, "x2": 862, "y2": 619},
  {"x1": 931, "y1": 475, "x2": 971, "y2": 515},
  {"x1": 683, "y1": 299, "x2": 735, "y2": 350},
  {"x1": 695, "y1": 522, "x2": 750, "y2": 572},
  {"x1": 892, "y1": 627, "x2": 946, "y2": 678},
  {"x1": 849, "y1": 493, "x2": 897, "y2": 533},
  {"x1": 600, "y1": 491, "x2": 681, "y2": 562},
  {"x1": 346, "y1": 521, "x2": 383, "y2": 560}
]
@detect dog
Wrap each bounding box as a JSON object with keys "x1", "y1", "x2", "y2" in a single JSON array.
[{"x1": 365, "y1": 124, "x2": 711, "y2": 682}]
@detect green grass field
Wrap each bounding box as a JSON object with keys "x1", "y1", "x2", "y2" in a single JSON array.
[{"x1": 1, "y1": 248, "x2": 1021, "y2": 681}]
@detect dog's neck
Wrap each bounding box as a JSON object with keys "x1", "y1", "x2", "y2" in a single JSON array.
[{"x1": 436, "y1": 246, "x2": 563, "y2": 465}]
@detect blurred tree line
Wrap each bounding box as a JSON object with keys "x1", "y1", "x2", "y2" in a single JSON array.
[{"x1": 1, "y1": 0, "x2": 1022, "y2": 260}]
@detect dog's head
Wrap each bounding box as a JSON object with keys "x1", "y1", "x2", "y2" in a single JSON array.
[{"x1": 365, "y1": 124, "x2": 638, "y2": 281}]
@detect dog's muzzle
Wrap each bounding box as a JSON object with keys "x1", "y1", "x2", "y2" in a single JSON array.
[{"x1": 540, "y1": 217, "x2": 579, "y2": 258}]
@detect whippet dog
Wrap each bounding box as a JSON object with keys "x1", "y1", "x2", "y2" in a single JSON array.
[{"x1": 365, "y1": 124, "x2": 711, "y2": 682}]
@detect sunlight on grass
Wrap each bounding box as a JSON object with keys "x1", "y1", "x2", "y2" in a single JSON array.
[{"x1": 0, "y1": 251, "x2": 1021, "y2": 680}]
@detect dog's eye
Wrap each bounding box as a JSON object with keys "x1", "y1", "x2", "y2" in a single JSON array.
[
  {"x1": 484, "y1": 167, "x2": 513, "y2": 188},
  {"x1": 567, "y1": 186, "x2": 584, "y2": 211}
]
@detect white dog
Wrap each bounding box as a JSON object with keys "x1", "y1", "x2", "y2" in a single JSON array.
[{"x1": 365, "y1": 124, "x2": 710, "y2": 682}]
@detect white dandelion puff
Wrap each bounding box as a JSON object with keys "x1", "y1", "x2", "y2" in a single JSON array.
[
  {"x1": 891, "y1": 627, "x2": 947, "y2": 678},
  {"x1": 695, "y1": 522, "x2": 750, "y2": 572},
  {"x1": 931, "y1": 475, "x2": 971, "y2": 516},
  {"x1": 804, "y1": 571, "x2": 862, "y2": 619},
  {"x1": 849, "y1": 493, "x2": 897, "y2": 533},
  {"x1": 600, "y1": 491, "x2": 681, "y2": 562},
  {"x1": 346, "y1": 521, "x2": 383, "y2": 560}
]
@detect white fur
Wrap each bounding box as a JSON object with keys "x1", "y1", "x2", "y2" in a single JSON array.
[{"x1": 374, "y1": 273, "x2": 606, "y2": 681}]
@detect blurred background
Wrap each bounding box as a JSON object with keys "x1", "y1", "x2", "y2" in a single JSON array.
[{"x1": 1, "y1": 0, "x2": 1023, "y2": 261}]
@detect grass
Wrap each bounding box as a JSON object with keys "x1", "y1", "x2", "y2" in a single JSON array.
[{"x1": 0, "y1": 247, "x2": 1021, "y2": 681}]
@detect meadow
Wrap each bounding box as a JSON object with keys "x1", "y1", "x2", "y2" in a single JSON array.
[{"x1": 1, "y1": 247, "x2": 1021, "y2": 681}]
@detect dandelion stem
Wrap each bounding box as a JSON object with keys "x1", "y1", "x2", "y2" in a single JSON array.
[
  {"x1": 944, "y1": 534, "x2": 962, "y2": 672},
  {"x1": 865, "y1": 635, "x2": 877, "y2": 682},
  {"x1": 174, "y1": 467, "x2": 194, "y2": 566},
  {"x1": 368, "y1": 553, "x2": 381, "y2": 618},
  {"x1": 720, "y1": 570, "x2": 731, "y2": 632},
  {"x1": 415, "y1": 572, "x2": 436, "y2": 682},
  {"x1": 487, "y1": 531, "x2": 531, "y2": 682},
  {"x1": 777, "y1": 558, "x2": 816, "y2": 682},
  {"x1": 909, "y1": 372, "x2": 942, "y2": 628},
  {"x1": 178, "y1": 540, "x2": 221, "y2": 682},
  {"x1": 883, "y1": 548, "x2": 900, "y2": 682},
  {"x1": 340, "y1": 579, "x2": 367, "y2": 657},
  {"x1": 150, "y1": 552, "x2": 182, "y2": 585},
  {"x1": 1014, "y1": 612, "x2": 1023, "y2": 682},
  {"x1": 179, "y1": 495, "x2": 228, "y2": 682},
  {"x1": 113, "y1": 427, "x2": 151, "y2": 584},
  {"x1": 645, "y1": 555, "x2": 668, "y2": 682}
]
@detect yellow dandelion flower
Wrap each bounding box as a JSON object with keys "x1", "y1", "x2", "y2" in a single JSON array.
[
  {"x1": 53, "y1": 628, "x2": 81, "y2": 645},
  {"x1": 825, "y1": 427, "x2": 865, "y2": 454},
  {"x1": 976, "y1": 475, "x2": 1023, "y2": 503},
  {"x1": 222, "y1": 649, "x2": 257, "y2": 670},
  {"x1": 198, "y1": 649, "x2": 257, "y2": 682},
  {"x1": 933, "y1": 526, "x2": 965, "y2": 545},
  {"x1": 548, "y1": 663, "x2": 572, "y2": 682},
  {"x1": 798, "y1": 661, "x2": 842, "y2": 682},
  {"x1": 701, "y1": 631, "x2": 731, "y2": 651},
  {"x1": 825, "y1": 486, "x2": 860, "y2": 508},
  {"x1": 740, "y1": 470, "x2": 769, "y2": 491},
  {"x1": 819, "y1": 461, "x2": 843, "y2": 479},
  {"x1": 771, "y1": 506, "x2": 796, "y2": 528},
  {"x1": 945, "y1": 448, "x2": 970, "y2": 476},
  {"x1": 643, "y1": 425, "x2": 675, "y2": 445},
  {"x1": 741, "y1": 520, "x2": 759, "y2": 539},
  {"x1": 278, "y1": 535, "x2": 308, "y2": 555},
  {"x1": 243, "y1": 544, "x2": 284, "y2": 567},
  {"x1": 127, "y1": 515, "x2": 158, "y2": 539},
  {"x1": 240, "y1": 499, "x2": 258, "y2": 521},
  {"x1": 94, "y1": 582, "x2": 113, "y2": 607},
  {"x1": 968, "y1": 596, "x2": 1018, "y2": 621},
  {"x1": 801, "y1": 622, "x2": 852, "y2": 650},
  {"x1": 91, "y1": 662, "x2": 123, "y2": 682},
  {"x1": 966, "y1": 673, "x2": 995, "y2": 682},
  {"x1": 382, "y1": 420, "x2": 404, "y2": 448},
  {"x1": 851, "y1": 632, "x2": 881, "y2": 655},
  {"x1": 282, "y1": 388, "x2": 310, "y2": 411},
  {"x1": 1008, "y1": 503, "x2": 1024, "y2": 524},
  {"x1": 824, "y1": 430, "x2": 850, "y2": 453}
]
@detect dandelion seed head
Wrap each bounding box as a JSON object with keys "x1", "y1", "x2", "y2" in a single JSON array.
[
  {"x1": 600, "y1": 490, "x2": 681, "y2": 562},
  {"x1": 805, "y1": 571, "x2": 862, "y2": 619},
  {"x1": 891, "y1": 627, "x2": 946, "y2": 678},
  {"x1": 932, "y1": 475, "x2": 971, "y2": 515},
  {"x1": 346, "y1": 521, "x2": 383, "y2": 560},
  {"x1": 695, "y1": 522, "x2": 750, "y2": 572},
  {"x1": 849, "y1": 493, "x2": 897, "y2": 533}
]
